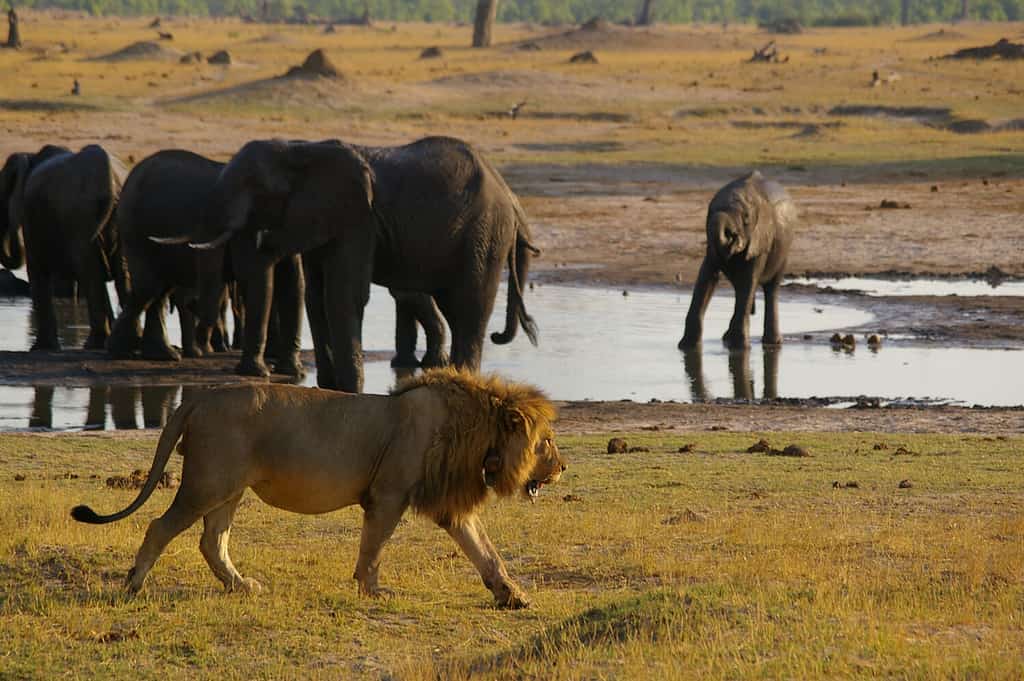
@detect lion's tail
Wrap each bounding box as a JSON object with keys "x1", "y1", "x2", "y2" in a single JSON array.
[{"x1": 71, "y1": 399, "x2": 197, "y2": 524}]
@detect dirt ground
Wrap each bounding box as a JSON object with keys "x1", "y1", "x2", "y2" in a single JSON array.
[{"x1": 0, "y1": 14, "x2": 1022, "y2": 425}]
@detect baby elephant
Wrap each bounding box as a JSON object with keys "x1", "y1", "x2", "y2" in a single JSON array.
[{"x1": 678, "y1": 171, "x2": 796, "y2": 349}]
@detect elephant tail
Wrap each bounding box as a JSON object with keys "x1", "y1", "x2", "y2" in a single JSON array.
[
  {"x1": 491, "y1": 229, "x2": 539, "y2": 347},
  {"x1": 71, "y1": 398, "x2": 196, "y2": 524}
]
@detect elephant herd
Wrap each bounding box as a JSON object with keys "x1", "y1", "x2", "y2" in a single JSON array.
[
  {"x1": 0, "y1": 137, "x2": 541, "y2": 394},
  {"x1": 1, "y1": 136, "x2": 796, "y2": 396}
]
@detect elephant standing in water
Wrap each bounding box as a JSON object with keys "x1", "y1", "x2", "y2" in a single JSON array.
[
  {"x1": 190, "y1": 136, "x2": 538, "y2": 393},
  {"x1": 0, "y1": 145, "x2": 128, "y2": 350},
  {"x1": 678, "y1": 171, "x2": 796, "y2": 350}
]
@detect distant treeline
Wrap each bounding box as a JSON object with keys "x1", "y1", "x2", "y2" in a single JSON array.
[{"x1": 16, "y1": 0, "x2": 1023, "y2": 24}]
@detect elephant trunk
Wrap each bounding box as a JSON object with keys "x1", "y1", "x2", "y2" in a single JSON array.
[{"x1": 710, "y1": 212, "x2": 744, "y2": 261}]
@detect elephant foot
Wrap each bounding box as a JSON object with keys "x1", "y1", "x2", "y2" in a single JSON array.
[
  {"x1": 272, "y1": 355, "x2": 306, "y2": 379},
  {"x1": 721, "y1": 330, "x2": 750, "y2": 350},
  {"x1": 236, "y1": 357, "x2": 271, "y2": 378},
  {"x1": 210, "y1": 339, "x2": 228, "y2": 353},
  {"x1": 678, "y1": 335, "x2": 701, "y2": 351},
  {"x1": 762, "y1": 335, "x2": 783, "y2": 347},
  {"x1": 390, "y1": 353, "x2": 420, "y2": 369},
  {"x1": 419, "y1": 351, "x2": 450, "y2": 369},
  {"x1": 83, "y1": 332, "x2": 108, "y2": 350},
  {"x1": 141, "y1": 344, "x2": 182, "y2": 362},
  {"x1": 30, "y1": 339, "x2": 60, "y2": 353},
  {"x1": 182, "y1": 346, "x2": 204, "y2": 359}
]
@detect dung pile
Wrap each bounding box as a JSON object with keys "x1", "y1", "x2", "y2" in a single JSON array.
[{"x1": 92, "y1": 40, "x2": 182, "y2": 62}]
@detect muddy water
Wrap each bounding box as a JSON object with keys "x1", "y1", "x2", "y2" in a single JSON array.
[{"x1": 0, "y1": 282, "x2": 1022, "y2": 430}]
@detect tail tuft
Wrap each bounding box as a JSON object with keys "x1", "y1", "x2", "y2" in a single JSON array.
[
  {"x1": 71, "y1": 505, "x2": 104, "y2": 524},
  {"x1": 521, "y1": 312, "x2": 539, "y2": 346}
]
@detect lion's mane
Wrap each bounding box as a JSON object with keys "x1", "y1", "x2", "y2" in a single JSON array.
[{"x1": 392, "y1": 368, "x2": 556, "y2": 524}]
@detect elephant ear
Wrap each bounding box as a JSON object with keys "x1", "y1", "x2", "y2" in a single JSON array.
[
  {"x1": 259, "y1": 142, "x2": 374, "y2": 256},
  {"x1": 4, "y1": 153, "x2": 29, "y2": 231}
]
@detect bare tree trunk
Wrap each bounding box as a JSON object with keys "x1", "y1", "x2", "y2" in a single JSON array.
[
  {"x1": 472, "y1": 0, "x2": 498, "y2": 47},
  {"x1": 6, "y1": 8, "x2": 21, "y2": 49},
  {"x1": 900, "y1": 0, "x2": 910, "y2": 25},
  {"x1": 636, "y1": 0, "x2": 655, "y2": 25},
  {"x1": 960, "y1": 0, "x2": 969, "y2": 20}
]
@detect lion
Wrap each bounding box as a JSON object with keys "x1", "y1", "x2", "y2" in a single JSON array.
[{"x1": 71, "y1": 368, "x2": 565, "y2": 608}]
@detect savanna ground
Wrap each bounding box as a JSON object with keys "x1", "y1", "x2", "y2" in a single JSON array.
[{"x1": 1, "y1": 12, "x2": 1023, "y2": 679}]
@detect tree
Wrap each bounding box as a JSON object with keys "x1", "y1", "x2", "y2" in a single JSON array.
[
  {"x1": 901, "y1": 0, "x2": 909, "y2": 24},
  {"x1": 471, "y1": 0, "x2": 496, "y2": 47},
  {"x1": 6, "y1": 6, "x2": 21, "y2": 49},
  {"x1": 636, "y1": 0, "x2": 655, "y2": 24}
]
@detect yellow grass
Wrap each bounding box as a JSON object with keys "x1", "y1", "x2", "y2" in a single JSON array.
[{"x1": 1, "y1": 430, "x2": 1022, "y2": 679}]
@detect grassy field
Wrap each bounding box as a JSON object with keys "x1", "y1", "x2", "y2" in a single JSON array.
[{"x1": 1, "y1": 430, "x2": 1021, "y2": 679}]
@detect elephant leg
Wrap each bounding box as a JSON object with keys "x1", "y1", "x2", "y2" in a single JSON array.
[
  {"x1": 141, "y1": 293, "x2": 181, "y2": 362},
  {"x1": 303, "y1": 254, "x2": 335, "y2": 389},
  {"x1": 27, "y1": 265, "x2": 59, "y2": 352},
  {"x1": 438, "y1": 271, "x2": 499, "y2": 373},
  {"x1": 208, "y1": 286, "x2": 229, "y2": 353},
  {"x1": 390, "y1": 290, "x2": 421, "y2": 369},
  {"x1": 80, "y1": 249, "x2": 114, "y2": 350},
  {"x1": 177, "y1": 295, "x2": 201, "y2": 359},
  {"x1": 229, "y1": 282, "x2": 244, "y2": 350},
  {"x1": 269, "y1": 255, "x2": 304, "y2": 379},
  {"x1": 722, "y1": 262, "x2": 763, "y2": 350},
  {"x1": 415, "y1": 294, "x2": 448, "y2": 368},
  {"x1": 236, "y1": 256, "x2": 273, "y2": 378},
  {"x1": 762, "y1": 273, "x2": 784, "y2": 346},
  {"x1": 679, "y1": 258, "x2": 720, "y2": 350},
  {"x1": 324, "y1": 242, "x2": 372, "y2": 393}
]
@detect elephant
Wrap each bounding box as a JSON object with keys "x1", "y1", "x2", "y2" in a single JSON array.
[
  {"x1": 0, "y1": 144, "x2": 128, "y2": 351},
  {"x1": 678, "y1": 171, "x2": 796, "y2": 350},
  {"x1": 188, "y1": 136, "x2": 539, "y2": 393},
  {"x1": 390, "y1": 288, "x2": 448, "y2": 369},
  {"x1": 108, "y1": 149, "x2": 233, "y2": 361},
  {"x1": 122, "y1": 149, "x2": 305, "y2": 377}
]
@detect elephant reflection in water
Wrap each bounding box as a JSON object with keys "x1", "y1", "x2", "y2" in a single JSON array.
[
  {"x1": 681, "y1": 347, "x2": 779, "y2": 402},
  {"x1": 29, "y1": 385, "x2": 183, "y2": 430}
]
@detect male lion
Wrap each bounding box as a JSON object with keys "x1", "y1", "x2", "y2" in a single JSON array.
[{"x1": 71, "y1": 368, "x2": 565, "y2": 608}]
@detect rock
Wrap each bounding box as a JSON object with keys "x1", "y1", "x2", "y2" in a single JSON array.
[
  {"x1": 179, "y1": 51, "x2": 202, "y2": 64},
  {"x1": 563, "y1": 494, "x2": 583, "y2": 502},
  {"x1": 14, "y1": 474, "x2": 25, "y2": 481},
  {"x1": 419, "y1": 46, "x2": 443, "y2": 59},
  {"x1": 878, "y1": 199, "x2": 911, "y2": 209},
  {"x1": 607, "y1": 437, "x2": 628, "y2": 454},
  {"x1": 867, "y1": 333, "x2": 882, "y2": 347},
  {"x1": 569, "y1": 50, "x2": 599, "y2": 64},
  {"x1": 898, "y1": 479, "x2": 913, "y2": 489},
  {"x1": 207, "y1": 49, "x2": 231, "y2": 65}
]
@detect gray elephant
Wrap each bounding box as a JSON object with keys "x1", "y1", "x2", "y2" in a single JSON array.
[
  {"x1": 0, "y1": 144, "x2": 128, "y2": 350},
  {"x1": 190, "y1": 136, "x2": 538, "y2": 393},
  {"x1": 391, "y1": 289, "x2": 448, "y2": 368},
  {"x1": 678, "y1": 171, "x2": 796, "y2": 350},
  {"x1": 131, "y1": 150, "x2": 305, "y2": 377},
  {"x1": 109, "y1": 149, "x2": 232, "y2": 361}
]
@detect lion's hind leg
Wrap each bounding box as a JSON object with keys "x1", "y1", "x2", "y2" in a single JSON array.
[
  {"x1": 200, "y1": 493, "x2": 261, "y2": 594},
  {"x1": 126, "y1": 500, "x2": 205, "y2": 593}
]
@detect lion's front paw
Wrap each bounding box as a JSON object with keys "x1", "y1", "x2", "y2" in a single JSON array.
[
  {"x1": 358, "y1": 583, "x2": 394, "y2": 600},
  {"x1": 494, "y1": 583, "x2": 530, "y2": 610}
]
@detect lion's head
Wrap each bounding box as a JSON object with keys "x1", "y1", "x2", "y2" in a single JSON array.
[{"x1": 394, "y1": 368, "x2": 563, "y2": 524}]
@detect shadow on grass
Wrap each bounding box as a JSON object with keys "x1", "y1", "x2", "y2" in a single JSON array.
[{"x1": 0, "y1": 98, "x2": 100, "y2": 112}]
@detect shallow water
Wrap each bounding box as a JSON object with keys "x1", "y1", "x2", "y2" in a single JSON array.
[
  {"x1": 786, "y1": 276, "x2": 1024, "y2": 297},
  {"x1": 0, "y1": 281, "x2": 1022, "y2": 430}
]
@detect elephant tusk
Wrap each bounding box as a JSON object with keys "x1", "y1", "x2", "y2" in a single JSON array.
[
  {"x1": 148, "y1": 235, "x2": 192, "y2": 245},
  {"x1": 189, "y1": 231, "x2": 234, "y2": 250}
]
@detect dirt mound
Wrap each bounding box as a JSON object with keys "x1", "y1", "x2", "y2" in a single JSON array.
[
  {"x1": 283, "y1": 49, "x2": 341, "y2": 78},
  {"x1": 92, "y1": 40, "x2": 182, "y2": 62},
  {"x1": 514, "y1": 21, "x2": 712, "y2": 51},
  {"x1": 905, "y1": 28, "x2": 967, "y2": 41},
  {"x1": 941, "y1": 38, "x2": 1024, "y2": 60}
]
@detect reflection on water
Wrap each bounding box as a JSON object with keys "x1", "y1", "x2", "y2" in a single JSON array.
[
  {"x1": 1, "y1": 282, "x2": 1023, "y2": 430},
  {"x1": 786, "y1": 276, "x2": 1024, "y2": 297}
]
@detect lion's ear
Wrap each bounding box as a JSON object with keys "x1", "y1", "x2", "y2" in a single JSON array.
[{"x1": 503, "y1": 408, "x2": 527, "y2": 436}]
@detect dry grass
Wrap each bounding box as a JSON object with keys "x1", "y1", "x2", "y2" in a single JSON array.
[
  {"x1": 1, "y1": 430, "x2": 1021, "y2": 679},
  {"x1": 0, "y1": 14, "x2": 1021, "y2": 168}
]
